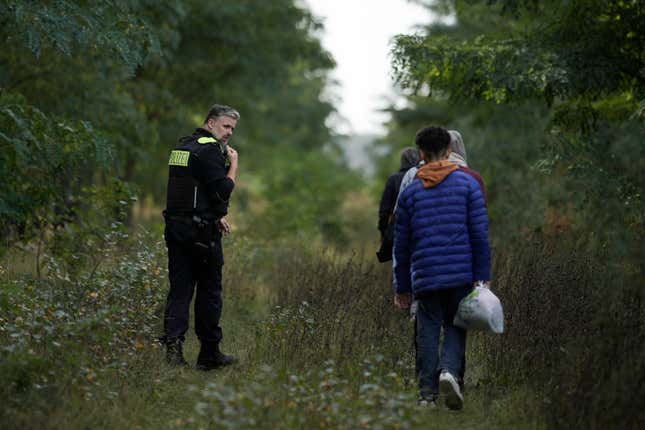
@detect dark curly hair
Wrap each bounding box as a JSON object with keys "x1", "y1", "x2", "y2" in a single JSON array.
[{"x1": 415, "y1": 126, "x2": 451, "y2": 161}]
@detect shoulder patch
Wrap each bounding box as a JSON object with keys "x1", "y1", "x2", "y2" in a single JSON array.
[
  {"x1": 197, "y1": 137, "x2": 217, "y2": 144},
  {"x1": 168, "y1": 150, "x2": 190, "y2": 167}
]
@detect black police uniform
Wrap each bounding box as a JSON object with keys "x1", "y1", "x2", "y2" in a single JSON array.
[{"x1": 162, "y1": 127, "x2": 234, "y2": 351}]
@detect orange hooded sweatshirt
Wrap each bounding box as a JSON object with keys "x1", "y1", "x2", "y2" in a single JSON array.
[{"x1": 415, "y1": 160, "x2": 458, "y2": 188}]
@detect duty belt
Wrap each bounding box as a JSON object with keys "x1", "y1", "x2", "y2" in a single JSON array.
[
  {"x1": 164, "y1": 214, "x2": 192, "y2": 225},
  {"x1": 165, "y1": 214, "x2": 216, "y2": 223}
]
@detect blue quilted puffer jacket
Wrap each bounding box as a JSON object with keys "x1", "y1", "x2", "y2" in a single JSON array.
[{"x1": 393, "y1": 169, "x2": 490, "y2": 296}]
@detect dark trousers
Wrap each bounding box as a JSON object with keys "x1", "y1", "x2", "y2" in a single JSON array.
[
  {"x1": 163, "y1": 226, "x2": 224, "y2": 344},
  {"x1": 415, "y1": 285, "x2": 471, "y2": 396}
]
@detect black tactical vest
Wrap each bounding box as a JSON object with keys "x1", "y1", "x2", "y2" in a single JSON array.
[{"x1": 165, "y1": 133, "x2": 229, "y2": 220}]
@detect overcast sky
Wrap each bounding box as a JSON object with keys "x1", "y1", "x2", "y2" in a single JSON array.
[{"x1": 304, "y1": 0, "x2": 433, "y2": 135}]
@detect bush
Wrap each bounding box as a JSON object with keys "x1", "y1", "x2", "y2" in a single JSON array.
[
  {"x1": 0, "y1": 91, "x2": 118, "y2": 250},
  {"x1": 0, "y1": 230, "x2": 167, "y2": 420},
  {"x1": 476, "y1": 234, "x2": 644, "y2": 429}
]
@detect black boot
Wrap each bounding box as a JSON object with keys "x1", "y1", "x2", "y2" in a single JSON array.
[
  {"x1": 165, "y1": 338, "x2": 189, "y2": 367},
  {"x1": 196, "y1": 342, "x2": 237, "y2": 371}
]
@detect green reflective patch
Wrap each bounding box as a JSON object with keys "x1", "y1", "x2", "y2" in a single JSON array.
[
  {"x1": 168, "y1": 150, "x2": 190, "y2": 166},
  {"x1": 197, "y1": 137, "x2": 217, "y2": 144}
]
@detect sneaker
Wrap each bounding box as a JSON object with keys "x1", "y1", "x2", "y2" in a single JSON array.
[
  {"x1": 409, "y1": 300, "x2": 419, "y2": 321},
  {"x1": 439, "y1": 371, "x2": 463, "y2": 410},
  {"x1": 418, "y1": 395, "x2": 437, "y2": 409}
]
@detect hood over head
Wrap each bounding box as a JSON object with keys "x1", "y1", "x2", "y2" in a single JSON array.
[
  {"x1": 400, "y1": 147, "x2": 420, "y2": 171},
  {"x1": 448, "y1": 130, "x2": 468, "y2": 167}
]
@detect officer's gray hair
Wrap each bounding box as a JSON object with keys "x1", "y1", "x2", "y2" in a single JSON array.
[{"x1": 204, "y1": 104, "x2": 240, "y2": 123}]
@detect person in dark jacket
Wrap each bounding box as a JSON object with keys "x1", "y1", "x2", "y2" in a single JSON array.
[
  {"x1": 394, "y1": 126, "x2": 491, "y2": 410},
  {"x1": 161, "y1": 104, "x2": 239, "y2": 371},
  {"x1": 376, "y1": 147, "x2": 420, "y2": 262}
]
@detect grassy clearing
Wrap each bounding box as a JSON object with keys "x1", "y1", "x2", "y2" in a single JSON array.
[
  {"x1": 3, "y1": 231, "x2": 641, "y2": 429},
  {"x1": 4, "y1": 351, "x2": 540, "y2": 430}
]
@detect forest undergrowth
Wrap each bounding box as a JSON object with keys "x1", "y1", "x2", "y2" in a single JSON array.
[{"x1": 0, "y1": 229, "x2": 642, "y2": 429}]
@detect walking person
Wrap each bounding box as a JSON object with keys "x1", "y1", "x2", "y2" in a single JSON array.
[
  {"x1": 376, "y1": 147, "x2": 420, "y2": 262},
  {"x1": 397, "y1": 130, "x2": 486, "y2": 205},
  {"x1": 393, "y1": 126, "x2": 491, "y2": 409},
  {"x1": 398, "y1": 129, "x2": 488, "y2": 391},
  {"x1": 161, "y1": 104, "x2": 240, "y2": 370}
]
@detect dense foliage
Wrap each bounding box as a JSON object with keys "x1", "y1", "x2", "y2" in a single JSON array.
[
  {"x1": 377, "y1": 1, "x2": 644, "y2": 428},
  {"x1": 387, "y1": 0, "x2": 643, "y2": 245},
  {"x1": 0, "y1": 237, "x2": 542, "y2": 429},
  {"x1": 1, "y1": 0, "x2": 359, "y2": 252},
  {"x1": 2, "y1": 0, "x2": 643, "y2": 428},
  {"x1": 0, "y1": 92, "x2": 116, "y2": 240}
]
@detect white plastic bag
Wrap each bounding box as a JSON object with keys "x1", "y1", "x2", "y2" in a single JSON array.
[{"x1": 453, "y1": 283, "x2": 504, "y2": 334}]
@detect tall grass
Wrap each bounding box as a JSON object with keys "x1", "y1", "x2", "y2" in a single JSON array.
[
  {"x1": 1, "y1": 229, "x2": 641, "y2": 429},
  {"x1": 247, "y1": 234, "x2": 643, "y2": 429},
  {"x1": 477, "y1": 235, "x2": 644, "y2": 429},
  {"x1": 256, "y1": 248, "x2": 411, "y2": 371}
]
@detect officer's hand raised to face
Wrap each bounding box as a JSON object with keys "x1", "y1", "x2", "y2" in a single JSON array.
[
  {"x1": 227, "y1": 146, "x2": 238, "y2": 165},
  {"x1": 226, "y1": 146, "x2": 238, "y2": 183}
]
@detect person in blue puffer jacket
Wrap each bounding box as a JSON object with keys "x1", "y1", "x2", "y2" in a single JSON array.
[{"x1": 393, "y1": 125, "x2": 490, "y2": 410}]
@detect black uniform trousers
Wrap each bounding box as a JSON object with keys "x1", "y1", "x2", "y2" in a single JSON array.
[{"x1": 163, "y1": 220, "x2": 224, "y2": 344}]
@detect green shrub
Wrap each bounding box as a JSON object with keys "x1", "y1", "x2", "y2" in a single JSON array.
[
  {"x1": 0, "y1": 230, "x2": 167, "y2": 419},
  {"x1": 0, "y1": 91, "x2": 119, "y2": 251},
  {"x1": 477, "y1": 234, "x2": 644, "y2": 429}
]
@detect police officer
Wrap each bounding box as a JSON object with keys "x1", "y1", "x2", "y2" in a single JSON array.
[{"x1": 161, "y1": 104, "x2": 239, "y2": 370}]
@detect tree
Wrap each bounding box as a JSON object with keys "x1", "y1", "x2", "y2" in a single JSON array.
[
  {"x1": 388, "y1": 0, "x2": 644, "y2": 242},
  {"x1": 0, "y1": 0, "x2": 161, "y2": 246},
  {"x1": 1, "y1": 0, "x2": 359, "y2": 250}
]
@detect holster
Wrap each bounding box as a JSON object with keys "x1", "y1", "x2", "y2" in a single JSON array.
[
  {"x1": 191, "y1": 216, "x2": 217, "y2": 259},
  {"x1": 164, "y1": 212, "x2": 218, "y2": 259}
]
